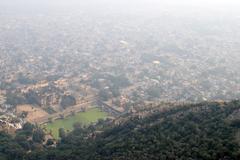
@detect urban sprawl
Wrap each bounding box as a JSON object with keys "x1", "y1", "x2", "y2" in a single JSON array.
[{"x1": 0, "y1": 10, "x2": 240, "y2": 132}]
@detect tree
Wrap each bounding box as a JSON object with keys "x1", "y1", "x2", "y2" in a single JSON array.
[
  {"x1": 58, "y1": 128, "x2": 66, "y2": 139},
  {"x1": 99, "y1": 90, "x2": 110, "y2": 101},
  {"x1": 25, "y1": 90, "x2": 41, "y2": 106},
  {"x1": 20, "y1": 111, "x2": 28, "y2": 119},
  {"x1": 22, "y1": 122, "x2": 34, "y2": 132},
  {"x1": 73, "y1": 122, "x2": 82, "y2": 130},
  {"x1": 46, "y1": 139, "x2": 54, "y2": 146},
  {"x1": 6, "y1": 92, "x2": 26, "y2": 106},
  {"x1": 60, "y1": 95, "x2": 76, "y2": 109},
  {"x1": 48, "y1": 117, "x2": 53, "y2": 123},
  {"x1": 15, "y1": 134, "x2": 30, "y2": 150},
  {"x1": 32, "y1": 128, "x2": 45, "y2": 143}
]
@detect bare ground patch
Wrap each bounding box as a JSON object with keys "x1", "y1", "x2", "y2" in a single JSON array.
[{"x1": 16, "y1": 105, "x2": 49, "y2": 123}]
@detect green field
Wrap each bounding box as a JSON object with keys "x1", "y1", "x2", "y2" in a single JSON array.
[{"x1": 43, "y1": 108, "x2": 107, "y2": 139}]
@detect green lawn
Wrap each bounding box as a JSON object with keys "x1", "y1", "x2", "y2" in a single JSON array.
[{"x1": 43, "y1": 108, "x2": 107, "y2": 139}]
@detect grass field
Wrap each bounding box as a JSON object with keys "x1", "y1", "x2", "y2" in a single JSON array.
[{"x1": 43, "y1": 108, "x2": 107, "y2": 139}]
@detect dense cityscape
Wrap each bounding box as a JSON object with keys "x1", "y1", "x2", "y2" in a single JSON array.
[{"x1": 0, "y1": 0, "x2": 240, "y2": 159}]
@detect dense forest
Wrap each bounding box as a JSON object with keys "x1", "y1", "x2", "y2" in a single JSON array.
[{"x1": 1, "y1": 100, "x2": 240, "y2": 160}]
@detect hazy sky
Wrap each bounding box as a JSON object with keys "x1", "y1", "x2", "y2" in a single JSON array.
[
  {"x1": 1, "y1": 0, "x2": 240, "y2": 19},
  {"x1": 1, "y1": 0, "x2": 240, "y2": 7}
]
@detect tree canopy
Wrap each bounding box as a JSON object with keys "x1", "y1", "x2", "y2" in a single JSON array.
[{"x1": 1, "y1": 101, "x2": 240, "y2": 160}]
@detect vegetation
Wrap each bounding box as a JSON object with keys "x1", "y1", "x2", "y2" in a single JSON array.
[
  {"x1": 60, "y1": 95, "x2": 76, "y2": 109},
  {"x1": 6, "y1": 92, "x2": 26, "y2": 106},
  {"x1": 1, "y1": 101, "x2": 240, "y2": 160},
  {"x1": 25, "y1": 90, "x2": 41, "y2": 106},
  {"x1": 17, "y1": 73, "x2": 36, "y2": 85},
  {"x1": 43, "y1": 106, "x2": 56, "y2": 114},
  {"x1": 44, "y1": 108, "x2": 107, "y2": 139},
  {"x1": 0, "y1": 123, "x2": 45, "y2": 160},
  {"x1": 92, "y1": 73, "x2": 130, "y2": 101}
]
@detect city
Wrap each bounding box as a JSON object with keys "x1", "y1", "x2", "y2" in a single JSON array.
[{"x1": 0, "y1": 0, "x2": 240, "y2": 159}]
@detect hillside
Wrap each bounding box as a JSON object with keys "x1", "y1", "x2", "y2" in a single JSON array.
[{"x1": 1, "y1": 100, "x2": 240, "y2": 160}]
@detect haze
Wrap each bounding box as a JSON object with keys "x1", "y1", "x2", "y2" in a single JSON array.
[{"x1": 1, "y1": 0, "x2": 240, "y2": 159}]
